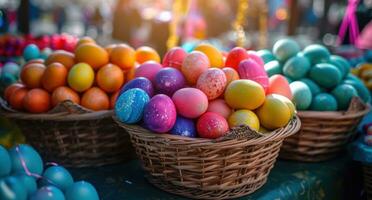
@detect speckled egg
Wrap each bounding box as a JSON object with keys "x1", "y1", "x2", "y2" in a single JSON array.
[
  {"x1": 197, "y1": 112, "x2": 229, "y2": 139},
  {"x1": 172, "y1": 88, "x2": 208, "y2": 118},
  {"x1": 120, "y1": 77, "x2": 154, "y2": 97},
  {"x1": 196, "y1": 68, "x2": 227, "y2": 100},
  {"x1": 143, "y1": 94, "x2": 177, "y2": 133},
  {"x1": 247, "y1": 50, "x2": 264, "y2": 67},
  {"x1": 135, "y1": 61, "x2": 162, "y2": 84},
  {"x1": 170, "y1": 116, "x2": 196, "y2": 138},
  {"x1": 225, "y1": 47, "x2": 249, "y2": 70},
  {"x1": 115, "y1": 88, "x2": 150, "y2": 124},
  {"x1": 238, "y1": 59, "x2": 269, "y2": 92},
  {"x1": 207, "y1": 99, "x2": 232, "y2": 119},
  {"x1": 155, "y1": 67, "x2": 186, "y2": 96},
  {"x1": 162, "y1": 47, "x2": 187, "y2": 70},
  {"x1": 181, "y1": 51, "x2": 210, "y2": 85},
  {"x1": 222, "y1": 67, "x2": 239, "y2": 85}
]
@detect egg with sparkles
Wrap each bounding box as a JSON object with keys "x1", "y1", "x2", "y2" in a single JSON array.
[
  {"x1": 40, "y1": 166, "x2": 74, "y2": 191},
  {"x1": 0, "y1": 176, "x2": 27, "y2": 200},
  {"x1": 247, "y1": 50, "x2": 264, "y2": 67},
  {"x1": 181, "y1": 51, "x2": 210, "y2": 85},
  {"x1": 222, "y1": 67, "x2": 239, "y2": 85},
  {"x1": 0, "y1": 145, "x2": 11, "y2": 177},
  {"x1": 196, "y1": 68, "x2": 227, "y2": 100},
  {"x1": 135, "y1": 61, "x2": 162, "y2": 83},
  {"x1": 170, "y1": 116, "x2": 196, "y2": 138},
  {"x1": 23, "y1": 44, "x2": 40, "y2": 61},
  {"x1": 197, "y1": 112, "x2": 229, "y2": 139},
  {"x1": 65, "y1": 181, "x2": 99, "y2": 200},
  {"x1": 120, "y1": 77, "x2": 154, "y2": 97},
  {"x1": 143, "y1": 94, "x2": 177, "y2": 133},
  {"x1": 155, "y1": 67, "x2": 186, "y2": 96},
  {"x1": 30, "y1": 186, "x2": 65, "y2": 200},
  {"x1": 207, "y1": 99, "x2": 232, "y2": 119},
  {"x1": 238, "y1": 59, "x2": 269, "y2": 92},
  {"x1": 9, "y1": 144, "x2": 44, "y2": 175},
  {"x1": 115, "y1": 88, "x2": 150, "y2": 124},
  {"x1": 172, "y1": 88, "x2": 208, "y2": 118},
  {"x1": 225, "y1": 47, "x2": 249, "y2": 70},
  {"x1": 162, "y1": 47, "x2": 187, "y2": 70}
]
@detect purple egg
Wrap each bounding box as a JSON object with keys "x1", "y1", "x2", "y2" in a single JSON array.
[
  {"x1": 143, "y1": 94, "x2": 177, "y2": 133},
  {"x1": 135, "y1": 61, "x2": 162, "y2": 84},
  {"x1": 120, "y1": 77, "x2": 154, "y2": 97},
  {"x1": 155, "y1": 67, "x2": 186, "y2": 96}
]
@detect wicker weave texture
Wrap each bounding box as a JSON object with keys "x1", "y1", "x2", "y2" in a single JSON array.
[{"x1": 364, "y1": 165, "x2": 372, "y2": 200}]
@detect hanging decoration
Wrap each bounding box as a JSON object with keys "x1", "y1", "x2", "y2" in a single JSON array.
[
  {"x1": 167, "y1": 0, "x2": 191, "y2": 50},
  {"x1": 337, "y1": 0, "x2": 360, "y2": 45},
  {"x1": 232, "y1": 0, "x2": 249, "y2": 47}
]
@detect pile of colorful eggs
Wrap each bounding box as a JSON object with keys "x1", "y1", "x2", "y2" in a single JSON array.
[
  {"x1": 115, "y1": 44, "x2": 296, "y2": 139},
  {"x1": 0, "y1": 144, "x2": 99, "y2": 200},
  {"x1": 352, "y1": 63, "x2": 372, "y2": 90},
  {"x1": 258, "y1": 39, "x2": 370, "y2": 111}
]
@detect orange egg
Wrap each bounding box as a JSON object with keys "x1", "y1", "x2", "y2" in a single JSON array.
[
  {"x1": 25, "y1": 59, "x2": 44, "y2": 66},
  {"x1": 125, "y1": 66, "x2": 137, "y2": 82},
  {"x1": 222, "y1": 67, "x2": 240, "y2": 85},
  {"x1": 45, "y1": 50, "x2": 75, "y2": 70},
  {"x1": 77, "y1": 36, "x2": 96, "y2": 46},
  {"x1": 96, "y1": 64, "x2": 124, "y2": 93},
  {"x1": 105, "y1": 44, "x2": 117, "y2": 55},
  {"x1": 23, "y1": 88, "x2": 51, "y2": 113},
  {"x1": 20, "y1": 63, "x2": 46, "y2": 88},
  {"x1": 81, "y1": 87, "x2": 110, "y2": 111},
  {"x1": 135, "y1": 46, "x2": 161, "y2": 64},
  {"x1": 110, "y1": 44, "x2": 136, "y2": 70},
  {"x1": 9, "y1": 88, "x2": 28, "y2": 110},
  {"x1": 42, "y1": 63, "x2": 67, "y2": 92},
  {"x1": 75, "y1": 43, "x2": 109, "y2": 70},
  {"x1": 110, "y1": 91, "x2": 119, "y2": 109},
  {"x1": 4, "y1": 83, "x2": 25, "y2": 101},
  {"x1": 51, "y1": 86, "x2": 80, "y2": 107}
]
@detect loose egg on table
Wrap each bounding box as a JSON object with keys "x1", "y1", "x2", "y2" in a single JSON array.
[
  {"x1": 238, "y1": 59, "x2": 269, "y2": 92},
  {"x1": 196, "y1": 68, "x2": 227, "y2": 100}
]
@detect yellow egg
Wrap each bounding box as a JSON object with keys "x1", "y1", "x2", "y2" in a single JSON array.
[
  {"x1": 270, "y1": 94, "x2": 296, "y2": 118},
  {"x1": 0, "y1": 131, "x2": 14, "y2": 149},
  {"x1": 224, "y1": 79, "x2": 265, "y2": 110},
  {"x1": 194, "y1": 43, "x2": 224, "y2": 68},
  {"x1": 68, "y1": 63, "x2": 95, "y2": 92},
  {"x1": 259, "y1": 126, "x2": 269, "y2": 134},
  {"x1": 228, "y1": 110, "x2": 260, "y2": 131},
  {"x1": 256, "y1": 94, "x2": 291, "y2": 130}
]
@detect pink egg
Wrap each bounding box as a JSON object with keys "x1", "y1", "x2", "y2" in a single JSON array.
[
  {"x1": 238, "y1": 59, "x2": 269, "y2": 92},
  {"x1": 222, "y1": 67, "x2": 239, "y2": 85},
  {"x1": 162, "y1": 47, "x2": 187, "y2": 70},
  {"x1": 247, "y1": 50, "x2": 264, "y2": 68},
  {"x1": 135, "y1": 61, "x2": 162, "y2": 84},
  {"x1": 225, "y1": 47, "x2": 249, "y2": 70},
  {"x1": 182, "y1": 51, "x2": 210, "y2": 85},
  {"x1": 197, "y1": 112, "x2": 229, "y2": 139},
  {"x1": 196, "y1": 68, "x2": 227, "y2": 100},
  {"x1": 267, "y1": 75, "x2": 292, "y2": 100},
  {"x1": 172, "y1": 88, "x2": 208, "y2": 118},
  {"x1": 207, "y1": 99, "x2": 232, "y2": 119}
]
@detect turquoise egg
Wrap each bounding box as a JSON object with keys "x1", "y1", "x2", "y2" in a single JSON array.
[
  {"x1": 40, "y1": 48, "x2": 52, "y2": 60},
  {"x1": 8, "y1": 144, "x2": 44, "y2": 176},
  {"x1": 115, "y1": 88, "x2": 150, "y2": 124},
  {"x1": 0, "y1": 73, "x2": 17, "y2": 87},
  {"x1": 257, "y1": 49, "x2": 275, "y2": 64},
  {"x1": 14, "y1": 173, "x2": 37, "y2": 195},
  {"x1": 286, "y1": 76, "x2": 293, "y2": 83},
  {"x1": 329, "y1": 55, "x2": 350, "y2": 78},
  {"x1": 0, "y1": 176, "x2": 27, "y2": 200},
  {"x1": 290, "y1": 81, "x2": 312, "y2": 110},
  {"x1": 299, "y1": 78, "x2": 322, "y2": 96},
  {"x1": 23, "y1": 44, "x2": 40, "y2": 61},
  {"x1": 264, "y1": 61, "x2": 282, "y2": 77},
  {"x1": 309, "y1": 63, "x2": 342, "y2": 89},
  {"x1": 40, "y1": 166, "x2": 73, "y2": 192},
  {"x1": 2, "y1": 62, "x2": 20, "y2": 78},
  {"x1": 283, "y1": 54, "x2": 311, "y2": 80},
  {"x1": 65, "y1": 181, "x2": 99, "y2": 200},
  {"x1": 0, "y1": 146, "x2": 11, "y2": 177},
  {"x1": 310, "y1": 93, "x2": 338, "y2": 111},
  {"x1": 272, "y1": 38, "x2": 300, "y2": 62},
  {"x1": 331, "y1": 84, "x2": 358, "y2": 110},
  {"x1": 343, "y1": 75, "x2": 370, "y2": 103},
  {"x1": 30, "y1": 186, "x2": 65, "y2": 200},
  {"x1": 303, "y1": 44, "x2": 330, "y2": 64}
]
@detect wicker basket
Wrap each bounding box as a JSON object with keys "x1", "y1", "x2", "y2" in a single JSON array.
[
  {"x1": 280, "y1": 97, "x2": 370, "y2": 162},
  {"x1": 114, "y1": 116, "x2": 301, "y2": 199},
  {"x1": 0, "y1": 98, "x2": 133, "y2": 167},
  {"x1": 364, "y1": 164, "x2": 372, "y2": 200}
]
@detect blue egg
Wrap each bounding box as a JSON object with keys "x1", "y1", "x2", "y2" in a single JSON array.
[
  {"x1": 120, "y1": 77, "x2": 154, "y2": 97},
  {"x1": 170, "y1": 116, "x2": 196, "y2": 138},
  {"x1": 2, "y1": 62, "x2": 20, "y2": 78},
  {"x1": 40, "y1": 166, "x2": 73, "y2": 192},
  {"x1": 0, "y1": 176, "x2": 27, "y2": 200},
  {"x1": 8, "y1": 144, "x2": 44, "y2": 176},
  {"x1": 115, "y1": 88, "x2": 150, "y2": 124},
  {"x1": 30, "y1": 186, "x2": 65, "y2": 200},
  {"x1": 65, "y1": 181, "x2": 99, "y2": 200},
  {"x1": 23, "y1": 44, "x2": 40, "y2": 61},
  {"x1": 0, "y1": 73, "x2": 17, "y2": 87},
  {"x1": 14, "y1": 173, "x2": 37, "y2": 195},
  {"x1": 0, "y1": 146, "x2": 11, "y2": 177}
]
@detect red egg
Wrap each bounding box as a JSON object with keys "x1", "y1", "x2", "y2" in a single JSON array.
[
  {"x1": 196, "y1": 68, "x2": 227, "y2": 100},
  {"x1": 222, "y1": 67, "x2": 239, "y2": 85},
  {"x1": 181, "y1": 51, "x2": 210, "y2": 85},
  {"x1": 267, "y1": 75, "x2": 293, "y2": 100},
  {"x1": 247, "y1": 50, "x2": 264, "y2": 68},
  {"x1": 207, "y1": 99, "x2": 232, "y2": 119},
  {"x1": 172, "y1": 88, "x2": 208, "y2": 118},
  {"x1": 162, "y1": 47, "x2": 187, "y2": 70},
  {"x1": 225, "y1": 47, "x2": 249, "y2": 70},
  {"x1": 238, "y1": 59, "x2": 269, "y2": 92},
  {"x1": 135, "y1": 61, "x2": 162, "y2": 84},
  {"x1": 197, "y1": 112, "x2": 229, "y2": 139}
]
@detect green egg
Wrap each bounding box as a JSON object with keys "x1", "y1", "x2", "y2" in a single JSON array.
[
  {"x1": 343, "y1": 75, "x2": 371, "y2": 103},
  {"x1": 290, "y1": 81, "x2": 312, "y2": 110},
  {"x1": 273, "y1": 38, "x2": 301, "y2": 62},
  {"x1": 328, "y1": 58, "x2": 346, "y2": 79},
  {"x1": 303, "y1": 44, "x2": 331, "y2": 64},
  {"x1": 309, "y1": 63, "x2": 342, "y2": 89},
  {"x1": 331, "y1": 84, "x2": 358, "y2": 110},
  {"x1": 264, "y1": 60, "x2": 282, "y2": 77},
  {"x1": 330, "y1": 55, "x2": 351, "y2": 77},
  {"x1": 283, "y1": 54, "x2": 311, "y2": 80},
  {"x1": 257, "y1": 49, "x2": 275, "y2": 64},
  {"x1": 299, "y1": 78, "x2": 322, "y2": 96},
  {"x1": 310, "y1": 93, "x2": 338, "y2": 111}
]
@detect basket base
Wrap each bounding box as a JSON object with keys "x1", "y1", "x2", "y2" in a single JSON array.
[{"x1": 279, "y1": 151, "x2": 342, "y2": 162}]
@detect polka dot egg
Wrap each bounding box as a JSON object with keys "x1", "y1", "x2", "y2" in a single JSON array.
[{"x1": 196, "y1": 68, "x2": 227, "y2": 100}]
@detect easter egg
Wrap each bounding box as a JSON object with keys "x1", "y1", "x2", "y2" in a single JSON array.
[
  {"x1": 4, "y1": 84, "x2": 25, "y2": 101},
  {"x1": 162, "y1": 47, "x2": 187, "y2": 70},
  {"x1": 9, "y1": 144, "x2": 43, "y2": 175},
  {"x1": 42, "y1": 63, "x2": 67, "y2": 92},
  {"x1": 125, "y1": 65, "x2": 137, "y2": 81},
  {"x1": 272, "y1": 38, "x2": 300, "y2": 62},
  {"x1": 256, "y1": 94, "x2": 291, "y2": 130},
  {"x1": 271, "y1": 94, "x2": 296, "y2": 118},
  {"x1": 224, "y1": 79, "x2": 265, "y2": 110},
  {"x1": 143, "y1": 94, "x2": 177, "y2": 133},
  {"x1": 9, "y1": 88, "x2": 28, "y2": 110},
  {"x1": 225, "y1": 47, "x2": 249, "y2": 70},
  {"x1": 283, "y1": 54, "x2": 311, "y2": 80},
  {"x1": 115, "y1": 88, "x2": 150, "y2": 124},
  {"x1": 331, "y1": 84, "x2": 358, "y2": 110},
  {"x1": 290, "y1": 81, "x2": 312, "y2": 110},
  {"x1": 110, "y1": 45, "x2": 136, "y2": 70},
  {"x1": 310, "y1": 93, "x2": 338, "y2": 111},
  {"x1": 120, "y1": 77, "x2": 154, "y2": 97},
  {"x1": 303, "y1": 44, "x2": 330, "y2": 64},
  {"x1": 196, "y1": 68, "x2": 227, "y2": 100},
  {"x1": 65, "y1": 181, "x2": 99, "y2": 200},
  {"x1": 0, "y1": 145, "x2": 11, "y2": 177},
  {"x1": 24, "y1": 59, "x2": 44, "y2": 67},
  {"x1": 267, "y1": 74, "x2": 292, "y2": 100},
  {"x1": 237, "y1": 59, "x2": 269, "y2": 92},
  {"x1": 309, "y1": 63, "x2": 342, "y2": 88},
  {"x1": 228, "y1": 110, "x2": 260, "y2": 130},
  {"x1": 30, "y1": 186, "x2": 65, "y2": 200},
  {"x1": 328, "y1": 57, "x2": 346, "y2": 79},
  {"x1": 194, "y1": 43, "x2": 224, "y2": 68},
  {"x1": 41, "y1": 166, "x2": 73, "y2": 191},
  {"x1": 155, "y1": 67, "x2": 186, "y2": 96},
  {"x1": 23, "y1": 89, "x2": 51, "y2": 113},
  {"x1": 110, "y1": 91, "x2": 119, "y2": 109},
  {"x1": 0, "y1": 73, "x2": 17, "y2": 86},
  {"x1": 67, "y1": 63, "x2": 95, "y2": 92},
  {"x1": 0, "y1": 176, "x2": 27, "y2": 200},
  {"x1": 330, "y1": 55, "x2": 350, "y2": 77},
  {"x1": 45, "y1": 50, "x2": 75, "y2": 70},
  {"x1": 207, "y1": 99, "x2": 232, "y2": 119},
  {"x1": 170, "y1": 116, "x2": 196, "y2": 138},
  {"x1": 136, "y1": 46, "x2": 161, "y2": 64},
  {"x1": 76, "y1": 36, "x2": 95, "y2": 46},
  {"x1": 2, "y1": 62, "x2": 20, "y2": 78},
  {"x1": 172, "y1": 88, "x2": 208, "y2": 118},
  {"x1": 343, "y1": 75, "x2": 370, "y2": 103},
  {"x1": 299, "y1": 78, "x2": 322, "y2": 96},
  {"x1": 75, "y1": 43, "x2": 109, "y2": 70},
  {"x1": 286, "y1": 77, "x2": 293, "y2": 83},
  {"x1": 51, "y1": 86, "x2": 80, "y2": 107},
  {"x1": 81, "y1": 87, "x2": 110, "y2": 111},
  {"x1": 264, "y1": 60, "x2": 282, "y2": 77},
  {"x1": 104, "y1": 44, "x2": 117, "y2": 54},
  {"x1": 135, "y1": 61, "x2": 162, "y2": 83},
  {"x1": 23, "y1": 44, "x2": 40, "y2": 61},
  {"x1": 247, "y1": 50, "x2": 265, "y2": 67},
  {"x1": 222, "y1": 67, "x2": 239, "y2": 85},
  {"x1": 20, "y1": 63, "x2": 46, "y2": 88},
  {"x1": 197, "y1": 112, "x2": 229, "y2": 139},
  {"x1": 97, "y1": 64, "x2": 124, "y2": 93},
  {"x1": 181, "y1": 51, "x2": 210, "y2": 85},
  {"x1": 14, "y1": 174, "x2": 37, "y2": 195},
  {"x1": 257, "y1": 49, "x2": 275, "y2": 64},
  {"x1": 40, "y1": 48, "x2": 52, "y2": 60}
]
